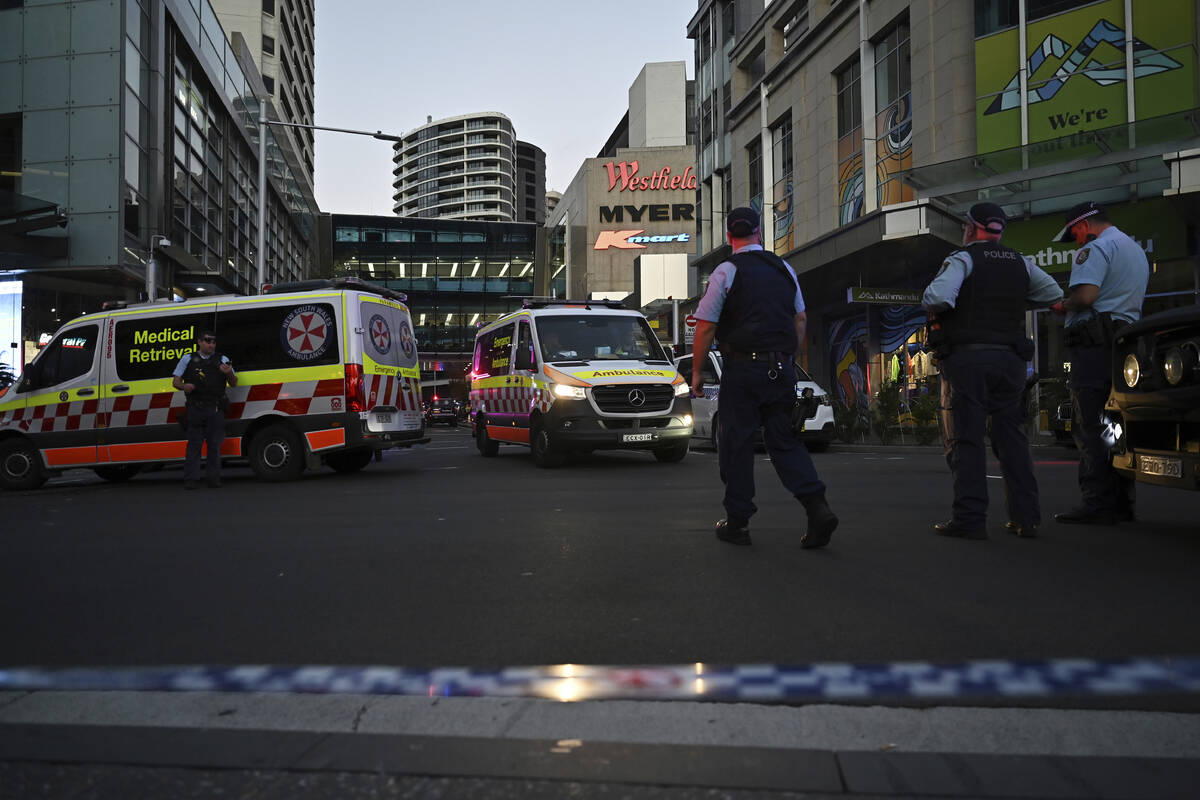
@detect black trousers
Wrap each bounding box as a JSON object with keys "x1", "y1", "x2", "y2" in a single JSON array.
[
  {"x1": 1068, "y1": 344, "x2": 1135, "y2": 514},
  {"x1": 717, "y1": 359, "x2": 825, "y2": 523},
  {"x1": 939, "y1": 349, "x2": 1040, "y2": 527},
  {"x1": 184, "y1": 402, "x2": 225, "y2": 482}
]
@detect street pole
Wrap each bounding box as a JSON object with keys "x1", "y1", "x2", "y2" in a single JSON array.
[{"x1": 254, "y1": 112, "x2": 401, "y2": 296}]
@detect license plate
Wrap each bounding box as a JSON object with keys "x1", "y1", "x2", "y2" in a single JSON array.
[
  {"x1": 1138, "y1": 455, "x2": 1182, "y2": 478},
  {"x1": 375, "y1": 413, "x2": 392, "y2": 424},
  {"x1": 622, "y1": 433, "x2": 654, "y2": 443}
]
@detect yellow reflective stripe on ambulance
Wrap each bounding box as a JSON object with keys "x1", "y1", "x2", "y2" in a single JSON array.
[
  {"x1": 361, "y1": 352, "x2": 420, "y2": 379},
  {"x1": 473, "y1": 375, "x2": 537, "y2": 390}
]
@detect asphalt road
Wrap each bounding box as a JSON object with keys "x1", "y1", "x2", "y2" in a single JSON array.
[{"x1": 5, "y1": 428, "x2": 1200, "y2": 686}]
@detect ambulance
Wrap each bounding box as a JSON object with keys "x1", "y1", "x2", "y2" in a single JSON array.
[
  {"x1": 470, "y1": 299, "x2": 693, "y2": 467},
  {"x1": 0, "y1": 278, "x2": 427, "y2": 490}
]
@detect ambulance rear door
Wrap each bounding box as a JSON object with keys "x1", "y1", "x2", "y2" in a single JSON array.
[
  {"x1": 16, "y1": 319, "x2": 104, "y2": 470},
  {"x1": 99, "y1": 305, "x2": 215, "y2": 466},
  {"x1": 357, "y1": 295, "x2": 422, "y2": 432}
]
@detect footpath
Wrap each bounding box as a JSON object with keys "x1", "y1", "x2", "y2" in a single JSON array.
[{"x1": 2, "y1": 687, "x2": 1198, "y2": 799}]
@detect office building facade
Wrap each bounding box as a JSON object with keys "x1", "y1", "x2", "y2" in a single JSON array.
[
  {"x1": 210, "y1": 0, "x2": 316, "y2": 188},
  {"x1": 1, "y1": 0, "x2": 319, "y2": 360},
  {"x1": 325, "y1": 213, "x2": 544, "y2": 396},
  {"x1": 700, "y1": 0, "x2": 1199, "y2": 406}
]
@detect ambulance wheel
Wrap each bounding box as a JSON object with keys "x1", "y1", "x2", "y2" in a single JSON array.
[
  {"x1": 249, "y1": 424, "x2": 306, "y2": 481},
  {"x1": 476, "y1": 417, "x2": 499, "y2": 457},
  {"x1": 0, "y1": 438, "x2": 47, "y2": 491},
  {"x1": 327, "y1": 447, "x2": 373, "y2": 473},
  {"x1": 94, "y1": 465, "x2": 141, "y2": 482},
  {"x1": 530, "y1": 422, "x2": 564, "y2": 468},
  {"x1": 654, "y1": 441, "x2": 689, "y2": 463}
]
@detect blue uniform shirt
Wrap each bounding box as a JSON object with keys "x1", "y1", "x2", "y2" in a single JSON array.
[
  {"x1": 1064, "y1": 225, "x2": 1149, "y2": 327},
  {"x1": 695, "y1": 244, "x2": 805, "y2": 323},
  {"x1": 922, "y1": 242, "x2": 1062, "y2": 313},
  {"x1": 172, "y1": 352, "x2": 231, "y2": 378}
]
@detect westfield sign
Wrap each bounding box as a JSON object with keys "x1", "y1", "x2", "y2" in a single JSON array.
[{"x1": 603, "y1": 160, "x2": 697, "y2": 192}]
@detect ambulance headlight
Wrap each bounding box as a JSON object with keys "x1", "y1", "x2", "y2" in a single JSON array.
[
  {"x1": 682, "y1": 414, "x2": 693, "y2": 427},
  {"x1": 673, "y1": 381, "x2": 690, "y2": 397},
  {"x1": 553, "y1": 383, "x2": 586, "y2": 400},
  {"x1": 1122, "y1": 354, "x2": 1140, "y2": 388}
]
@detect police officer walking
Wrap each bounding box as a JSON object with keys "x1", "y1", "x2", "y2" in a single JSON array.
[
  {"x1": 172, "y1": 330, "x2": 237, "y2": 489},
  {"x1": 1049, "y1": 201, "x2": 1148, "y2": 524},
  {"x1": 922, "y1": 203, "x2": 1062, "y2": 539},
  {"x1": 691, "y1": 207, "x2": 837, "y2": 548}
]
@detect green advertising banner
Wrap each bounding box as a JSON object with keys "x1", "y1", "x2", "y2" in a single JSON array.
[
  {"x1": 976, "y1": 0, "x2": 1198, "y2": 154},
  {"x1": 1002, "y1": 197, "x2": 1186, "y2": 275}
]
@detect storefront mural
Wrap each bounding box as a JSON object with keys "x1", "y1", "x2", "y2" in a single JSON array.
[
  {"x1": 829, "y1": 315, "x2": 869, "y2": 407},
  {"x1": 976, "y1": 0, "x2": 1198, "y2": 154}
]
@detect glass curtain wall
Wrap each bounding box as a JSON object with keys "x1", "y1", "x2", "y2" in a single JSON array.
[
  {"x1": 771, "y1": 117, "x2": 794, "y2": 252},
  {"x1": 836, "y1": 59, "x2": 864, "y2": 225},
  {"x1": 332, "y1": 218, "x2": 537, "y2": 353},
  {"x1": 874, "y1": 19, "x2": 913, "y2": 208}
]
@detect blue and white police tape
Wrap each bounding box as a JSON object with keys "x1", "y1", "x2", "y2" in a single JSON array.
[{"x1": 3, "y1": 657, "x2": 1200, "y2": 701}]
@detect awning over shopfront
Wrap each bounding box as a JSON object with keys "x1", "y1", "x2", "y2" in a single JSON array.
[
  {"x1": 0, "y1": 189, "x2": 68, "y2": 266},
  {"x1": 899, "y1": 109, "x2": 1200, "y2": 219}
]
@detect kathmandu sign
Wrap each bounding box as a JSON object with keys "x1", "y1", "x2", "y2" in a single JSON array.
[
  {"x1": 604, "y1": 160, "x2": 698, "y2": 192},
  {"x1": 848, "y1": 287, "x2": 923, "y2": 305},
  {"x1": 594, "y1": 230, "x2": 692, "y2": 250}
]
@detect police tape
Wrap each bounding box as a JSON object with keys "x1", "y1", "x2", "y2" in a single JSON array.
[{"x1": 3, "y1": 657, "x2": 1200, "y2": 701}]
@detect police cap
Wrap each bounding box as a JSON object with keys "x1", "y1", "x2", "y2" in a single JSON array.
[
  {"x1": 726, "y1": 206, "x2": 760, "y2": 237},
  {"x1": 1052, "y1": 201, "x2": 1105, "y2": 243},
  {"x1": 965, "y1": 202, "x2": 1006, "y2": 235}
]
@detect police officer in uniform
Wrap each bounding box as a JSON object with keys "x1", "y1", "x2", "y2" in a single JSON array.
[
  {"x1": 923, "y1": 203, "x2": 1062, "y2": 539},
  {"x1": 691, "y1": 207, "x2": 837, "y2": 548},
  {"x1": 172, "y1": 330, "x2": 237, "y2": 489},
  {"x1": 1049, "y1": 201, "x2": 1148, "y2": 525}
]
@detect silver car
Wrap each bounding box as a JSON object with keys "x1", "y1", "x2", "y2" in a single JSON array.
[{"x1": 674, "y1": 351, "x2": 836, "y2": 452}]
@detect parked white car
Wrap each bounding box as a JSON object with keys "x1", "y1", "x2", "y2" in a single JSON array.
[{"x1": 673, "y1": 351, "x2": 836, "y2": 452}]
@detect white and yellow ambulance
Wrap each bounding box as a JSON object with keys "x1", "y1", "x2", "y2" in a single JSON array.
[
  {"x1": 0, "y1": 278, "x2": 427, "y2": 490},
  {"x1": 470, "y1": 299, "x2": 693, "y2": 467}
]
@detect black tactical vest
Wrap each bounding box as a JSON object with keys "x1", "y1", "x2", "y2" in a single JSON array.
[
  {"x1": 940, "y1": 242, "x2": 1030, "y2": 349},
  {"x1": 182, "y1": 352, "x2": 229, "y2": 402},
  {"x1": 715, "y1": 250, "x2": 799, "y2": 355}
]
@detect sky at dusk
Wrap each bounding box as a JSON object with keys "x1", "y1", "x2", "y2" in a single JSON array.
[{"x1": 312, "y1": 0, "x2": 697, "y2": 216}]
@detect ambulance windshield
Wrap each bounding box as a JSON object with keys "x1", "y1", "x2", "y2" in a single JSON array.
[{"x1": 537, "y1": 315, "x2": 669, "y2": 364}]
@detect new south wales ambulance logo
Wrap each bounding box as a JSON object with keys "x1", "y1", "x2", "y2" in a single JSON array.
[
  {"x1": 399, "y1": 320, "x2": 415, "y2": 359},
  {"x1": 281, "y1": 305, "x2": 332, "y2": 361},
  {"x1": 368, "y1": 314, "x2": 391, "y2": 355}
]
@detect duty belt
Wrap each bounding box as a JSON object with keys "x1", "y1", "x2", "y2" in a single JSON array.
[{"x1": 725, "y1": 350, "x2": 792, "y2": 362}]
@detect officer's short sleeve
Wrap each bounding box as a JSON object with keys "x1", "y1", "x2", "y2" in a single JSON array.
[
  {"x1": 695, "y1": 262, "x2": 735, "y2": 323},
  {"x1": 1068, "y1": 241, "x2": 1110, "y2": 289},
  {"x1": 783, "y1": 259, "x2": 805, "y2": 313},
  {"x1": 171, "y1": 354, "x2": 191, "y2": 378},
  {"x1": 922, "y1": 252, "x2": 970, "y2": 311}
]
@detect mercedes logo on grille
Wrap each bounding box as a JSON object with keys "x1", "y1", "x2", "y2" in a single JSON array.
[{"x1": 627, "y1": 388, "x2": 647, "y2": 407}]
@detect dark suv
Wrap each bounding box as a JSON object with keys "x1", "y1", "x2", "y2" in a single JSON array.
[
  {"x1": 425, "y1": 398, "x2": 459, "y2": 427},
  {"x1": 1106, "y1": 305, "x2": 1200, "y2": 490}
]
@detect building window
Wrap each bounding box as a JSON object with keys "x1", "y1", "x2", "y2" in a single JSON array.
[
  {"x1": 262, "y1": 0, "x2": 275, "y2": 15},
  {"x1": 771, "y1": 118, "x2": 793, "y2": 253},
  {"x1": 747, "y1": 137, "x2": 762, "y2": 212},
  {"x1": 263, "y1": 75, "x2": 275, "y2": 95},
  {"x1": 974, "y1": 0, "x2": 1094, "y2": 37},
  {"x1": 262, "y1": 35, "x2": 275, "y2": 55},
  {"x1": 874, "y1": 18, "x2": 913, "y2": 209},
  {"x1": 835, "y1": 59, "x2": 863, "y2": 224}
]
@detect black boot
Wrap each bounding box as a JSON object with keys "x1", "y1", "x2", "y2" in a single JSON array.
[{"x1": 800, "y1": 493, "x2": 837, "y2": 549}]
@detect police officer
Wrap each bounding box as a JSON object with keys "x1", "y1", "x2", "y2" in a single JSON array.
[
  {"x1": 690, "y1": 206, "x2": 837, "y2": 548},
  {"x1": 922, "y1": 203, "x2": 1062, "y2": 539},
  {"x1": 172, "y1": 330, "x2": 237, "y2": 489},
  {"x1": 1049, "y1": 201, "x2": 1148, "y2": 525}
]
